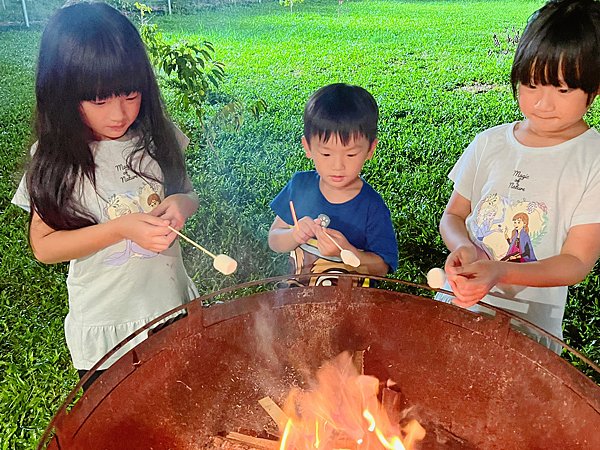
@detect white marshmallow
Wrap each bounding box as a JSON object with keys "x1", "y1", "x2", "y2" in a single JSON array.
[
  {"x1": 213, "y1": 254, "x2": 238, "y2": 275},
  {"x1": 427, "y1": 267, "x2": 447, "y2": 289},
  {"x1": 341, "y1": 249, "x2": 361, "y2": 268}
]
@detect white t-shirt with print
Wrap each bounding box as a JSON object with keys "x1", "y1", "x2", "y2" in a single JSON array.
[
  {"x1": 447, "y1": 122, "x2": 600, "y2": 350},
  {"x1": 12, "y1": 131, "x2": 199, "y2": 369}
]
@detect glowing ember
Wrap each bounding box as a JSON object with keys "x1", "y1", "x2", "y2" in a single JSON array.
[{"x1": 277, "y1": 353, "x2": 425, "y2": 450}]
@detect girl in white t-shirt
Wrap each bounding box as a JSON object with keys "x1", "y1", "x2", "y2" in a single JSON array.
[
  {"x1": 12, "y1": 3, "x2": 199, "y2": 388},
  {"x1": 439, "y1": 0, "x2": 600, "y2": 350}
]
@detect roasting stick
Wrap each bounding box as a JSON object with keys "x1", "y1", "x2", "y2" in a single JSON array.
[
  {"x1": 289, "y1": 201, "x2": 360, "y2": 268},
  {"x1": 168, "y1": 226, "x2": 237, "y2": 275},
  {"x1": 321, "y1": 228, "x2": 361, "y2": 268},
  {"x1": 168, "y1": 225, "x2": 216, "y2": 257},
  {"x1": 289, "y1": 200, "x2": 300, "y2": 230}
]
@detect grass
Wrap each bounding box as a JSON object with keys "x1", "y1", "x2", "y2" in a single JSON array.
[{"x1": 2, "y1": 0, "x2": 600, "y2": 448}]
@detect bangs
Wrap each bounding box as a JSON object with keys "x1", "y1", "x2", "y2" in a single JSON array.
[
  {"x1": 72, "y1": 39, "x2": 152, "y2": 101},
  {"x1": 311, "y1": 124, "x2": 369, "y2": 147},
  {"x1": 515, "y1": 49, "x2": 584, "y2": 90}
]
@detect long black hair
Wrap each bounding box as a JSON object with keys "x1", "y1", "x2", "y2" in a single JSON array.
[
  {"x1": 511, "y1": 0, "x2": 600, "y2": 105},
  {"x1": 28, "y1": 2, "x2": 186, "y2": 231}
]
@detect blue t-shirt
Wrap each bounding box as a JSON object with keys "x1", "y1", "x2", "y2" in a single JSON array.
[{"x1": 270, "y1": 171, "x2": 398, "y2": 273}]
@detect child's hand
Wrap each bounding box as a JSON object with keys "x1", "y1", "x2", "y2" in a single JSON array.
[
  {"x1": 148, "y1": 193, "x2": 198, "y2": 231},
  {"x1": 449, "y1": 260, "x2": 507, "y2": 307},
  {"x1": 116, "y1": 213, "x2": 174, "y2": 252},
  {"x1": 292, "y1": 216, "x2": 318, "y2": 245},
  {"x1": 444, "y1": 244, "x2": 479, "y2": 275},
  {"x1": 314, "y1": 227, "x2": 351, "y2": 257}
]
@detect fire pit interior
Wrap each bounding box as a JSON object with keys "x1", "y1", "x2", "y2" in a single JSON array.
[{"x1": 43, "y1": 278, "x2": 600, "y2": 449}]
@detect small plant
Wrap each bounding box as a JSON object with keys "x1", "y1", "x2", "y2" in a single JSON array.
[
  {"x1": 280, "y1": 0, "x2": 304, "y2": 15},
  {"x1": 107, "y1": 0, "x2": 139, "y2": 13},
  {"x1": 135, "y1": 3, "x2": 267, "y2": 169},
  {"x1": 488, "y1": 27, "x2": 521, "y2": 56},
  {"x1": 136, "y1": 2, "x2": 225, "y2": 122}
]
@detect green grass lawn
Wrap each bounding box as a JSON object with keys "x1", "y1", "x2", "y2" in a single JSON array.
[{"x1": 2, "y1": 0, "x2": 600, "y2": 447}]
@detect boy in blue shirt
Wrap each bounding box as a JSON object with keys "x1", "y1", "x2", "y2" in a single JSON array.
[{"x1": 269, "y1": 83, "x2": 398, "y2": 286}]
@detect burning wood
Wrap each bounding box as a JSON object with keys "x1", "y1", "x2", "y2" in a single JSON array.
[
  {"x1": 225, "y1": 432, "x2": 279, "y2": 450},
  {"x1": 259, "y1": 397, "x2": 289, "y2": 425},
  {"x1": 275, "y1": 352, "x2": 425, "y2": 450}
]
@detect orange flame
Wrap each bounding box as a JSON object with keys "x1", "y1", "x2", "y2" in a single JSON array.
[{"x1": 278, "y1": 352, "x2": 425, "y2": 450}]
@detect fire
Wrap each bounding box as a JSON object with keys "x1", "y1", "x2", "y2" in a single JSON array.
[{"x1": 278, "y1": 353, "x2": 425, "y2": 450}]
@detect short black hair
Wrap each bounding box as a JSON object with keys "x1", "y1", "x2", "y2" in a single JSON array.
[
  {"x1": 511, "y1": 0, "x2": 600, "y2": 105},
  {"x1": 303, "y1": 83, "x2": 378, "y2": 145}
]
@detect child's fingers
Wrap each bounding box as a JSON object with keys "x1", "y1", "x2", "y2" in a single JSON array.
[
  {"x1": 298, "y1": 217, "x2": 317, "y2": 234},
  {"x1": 138, "y1": 213, "x2": 171, "y2": 227},
  {"x1": 449, "y1": 275, "x2": 486, "y2": 307},
  {"x1": 444, "y1": 252, "x2": 465, "y2": 274},
  {"x1": 292, "y1": 227, "x2": 313, "y2": 245},
  {"x1": 147, "y1": 201, "x2": 168, "y2": 217},
  {"x1": 314, "y1": 229, "x2": 339, "y2": 256},
  {"x1": 445, "y1": 246, "x2": 478, "y2": 274},
  {"x1": 452, "y1": 296, "x2": 480, "y2": 308}
]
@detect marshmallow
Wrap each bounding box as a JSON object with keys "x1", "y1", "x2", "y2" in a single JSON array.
[
  {"x1": 427, "y1": 267, "x2": 447, "y2": 289},
  {"x1": 213, "y1": 254, "x2": 238, "y2": 275},
  {"x1": 341, "y1": 249, "x2": 361, "y2": 268}
]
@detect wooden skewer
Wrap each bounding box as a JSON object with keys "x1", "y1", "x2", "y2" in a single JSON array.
[
  {"x1": 321, "y1": 228, "x2": 344, "y2": 252},
  {"x1": 168, "y1": 226, "x2": 217, "y2": 259},
  {"x1": 289, "y1": 200, "x2": 300, "y2": 231},
  {"x1": 322, "y1": 228, "x2": 361, "y2": 267}
]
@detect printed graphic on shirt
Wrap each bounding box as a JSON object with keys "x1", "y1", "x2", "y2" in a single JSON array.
[
  {"x1": 101, "y1": 183, "x2": 162, "y2": 266},
  {"x1": 509, "y1": 170, "x2": 529, "y2": 192},
  {"x1": 470, "y1": 193, "x2": 548, "y2": 262},
  {"x1": 115, "y1": 163, "x2": 138, "y2": 183},
  {"x1": 279, "y1": 237, "x2": 369, "y2": 288}
]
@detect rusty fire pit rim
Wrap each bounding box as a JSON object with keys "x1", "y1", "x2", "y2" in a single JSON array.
[{"x1": 36, "y1": 274, "x2": 600, "y2": 450}]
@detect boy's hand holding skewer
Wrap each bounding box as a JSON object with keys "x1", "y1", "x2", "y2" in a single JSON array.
[
  {"x1": 314, "y1": 225, "x2": 354, "y2": 258},
  {"x1": 291, "y1": 216, "x2": 319, "y2": 245},
  {"x1": 289, "y1": 200, "x2": 318, "y2": 245}
]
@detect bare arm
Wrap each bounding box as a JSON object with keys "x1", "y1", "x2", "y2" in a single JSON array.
[
  {"x1": 351, "y1": 251, "x2": 389, "y2": 277},
  {"x1": 30, "y1": 210, "x2": 173, "y2": 264},
  {"x1": 451, "y1": 223, "x2": 600, "y2": 306},
  {"x1": 439, "y1": 191, "x2": 484, "y2": 273}
]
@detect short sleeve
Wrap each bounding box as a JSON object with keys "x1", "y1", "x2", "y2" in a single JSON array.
[
  {"x1": 173, "y1": 125, "x2": 190, "y2": 152},
  {"x1": 269, "y1": 178, "x2": 294, "y2": 226},
  {"x1": 11, "y1": 142, "x2": 37, "y2": 212},
  {"x1": 12, "y1": 174, "x2": 30, "y2": 212},
  {"x1": 571, "y1": 150, "x2": 600, "y2": 227},
  {"x1": 365, "y1": 197, "x2": 398, "y2": 273},
  {"x1": 448, "y1": 135, "x2": 483, "y2": 202}
]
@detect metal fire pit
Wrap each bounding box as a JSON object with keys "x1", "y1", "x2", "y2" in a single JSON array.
[{"x1": 41, "y1": 277, "x2": 600, "y2": 449}]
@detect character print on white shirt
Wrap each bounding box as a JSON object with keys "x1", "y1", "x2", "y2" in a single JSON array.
[
  {"x1": 101, "y1": 183, "x2": 162, "y2": 266},
  {"x1": 469, "y1": 193, "x2": 548, "y2": 263}
]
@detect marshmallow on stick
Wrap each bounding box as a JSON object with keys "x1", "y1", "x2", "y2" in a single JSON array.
[
  {"x1": 321, "y1": 229, "x2": 361, "y2": 268},
  {"x1": 426, "y1": 267, "x2": 447, "y2": 289},
  {"x1": 168, "y1": 226, "x2": 237, "y2": 275}
]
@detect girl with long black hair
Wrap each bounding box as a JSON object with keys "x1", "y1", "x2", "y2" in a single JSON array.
[{"x1": 12, "y1": 2, "x2": 199, "y2": 388}]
